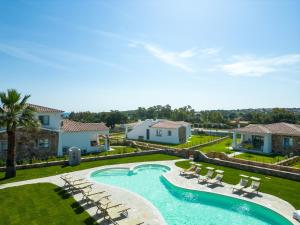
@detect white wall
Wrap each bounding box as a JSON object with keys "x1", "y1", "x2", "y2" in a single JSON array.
[
  {"x1": 186, "y1": 124, "x2": 192, "y2": 138},
  {"x1": 35, "y1": 112, "x2": 62, "y2": 130},
  {"x1": 126, "y1": 119, "x2": 155, "y2": 140},
  {"x1": 58, "y1": 130, "x2": 109, "y2": 156},
  {"x1": 149, "y1": 128, "x2": 180, "y2": 144}
]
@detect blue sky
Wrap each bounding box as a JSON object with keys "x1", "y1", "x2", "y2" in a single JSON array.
[{"x1": 0, "y1": 0, "x2": 299, "y2": 112}]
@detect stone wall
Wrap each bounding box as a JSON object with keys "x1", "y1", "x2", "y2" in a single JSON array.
[
  {"x1": 276, "y1": 156, "x2": 299, "y2": 166},
  {"x1": 0, "y1": 149, "x2": 165, "y2": 172},
  {"x1": 0, "y1": 128, "x2": 59, "y2": 162},
  {"x1": 272, "y1": 135, "x2": 300, "y2": 155},
  {"x1": 196, "y1": 151, "x2": 300, "y2": 181}
]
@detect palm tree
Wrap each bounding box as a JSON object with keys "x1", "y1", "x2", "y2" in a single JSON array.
[{"x1": 0, "y1": 89, "x2": 39, "y2": 178}]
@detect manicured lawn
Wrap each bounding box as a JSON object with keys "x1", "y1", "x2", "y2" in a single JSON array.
[
  {"x1": 234, "y1": 152, "x2": 285, "y2": 164},
  {"x1": 143, "y1": 135, "x2": 220, "y2": 149},
  {"x1": 199, "y1": 138, "x2": 234, "y2": 154},
  {"x1": 292, "y1": 161, "x2": 300, "y2": 168},
  {"x1": 176, "y1": 160, "x2": 300, "y2": 209},
  {"x1": 0, "y1": 183, "x2": 96, "y2": 225},
  {"x1": 81, "y1": 146, "x2": 137, "y2": 157},
  {"x1": 0, "y1": 154, "x2": 179, "y2": 185}
]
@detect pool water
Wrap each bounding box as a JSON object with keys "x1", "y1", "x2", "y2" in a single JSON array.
[{"x1": 90, "y1": 164, "x2": 292, "y2": 225}]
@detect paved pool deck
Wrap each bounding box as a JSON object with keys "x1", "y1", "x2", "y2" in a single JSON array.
[{"x1": 0, "y1": 160, "x2": 299, "y2": 225}]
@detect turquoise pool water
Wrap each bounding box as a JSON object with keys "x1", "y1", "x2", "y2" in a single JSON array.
[{"x1": 90, "y1": 164, "x2": 292, "y2": 225}]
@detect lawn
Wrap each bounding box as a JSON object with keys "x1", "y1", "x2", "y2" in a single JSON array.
[
  {"x1": 82, "y1": 146, "x2": 137, "y2": 157},
  {"x1": 234, "y1": 152, "x2": 285, "y2": 164},
  {"x1": 292, "y1": 161, "x2": 300, "y2": 169},
  {"x1": 0, "y1": 154, "x2": 179, "y2": 185},
  {"x1": 199, "y1": 138, "x2": 234, "y2": 154},
  {"x1": 0, "y1": 183, "x2": 96, "y2": 225},
  {"x1": 176, "y1": 160, "x2": 300, "y2": 209},
  {"x1": 142, "y1": 135, "x2": 220, "y2": 149}
]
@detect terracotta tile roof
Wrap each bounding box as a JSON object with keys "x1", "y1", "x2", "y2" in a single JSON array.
[
  {"x1": 150, "y1": 120, "x2": 190, "y2": 129},
  {"x1": 234, "y1": 122, "x2": 300, "y2": 136},
  {"x1": 27, "y1": 103, "x2": 64, "y2": 113},
  {"x1": 62, "y1": 119, "x2": 109, "y2": 132}
]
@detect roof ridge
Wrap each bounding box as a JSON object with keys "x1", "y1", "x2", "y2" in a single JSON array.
[
  {"x1": 284, "y1": 122, "x2": 300, "y2": 132},
  {"x1": 259, "y1": 124, "x2": 272, "y2": 133}
]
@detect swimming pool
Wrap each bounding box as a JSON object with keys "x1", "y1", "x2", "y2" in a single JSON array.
[{"x1": 90, "y1": 164, "x2": 292, "y2": 225}]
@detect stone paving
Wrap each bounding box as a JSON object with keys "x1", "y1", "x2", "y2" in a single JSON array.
[{"x1": 0, "y1": 160, "x2": 299, "y2": 225}]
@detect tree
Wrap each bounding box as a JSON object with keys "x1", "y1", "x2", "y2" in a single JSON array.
[{"x1": 0, "y1": 89, "x2": 39, "y2": 178}]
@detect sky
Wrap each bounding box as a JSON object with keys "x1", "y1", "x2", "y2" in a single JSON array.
[{"x1": 0, "y1": 0, "x2": 299, "y2": 112}]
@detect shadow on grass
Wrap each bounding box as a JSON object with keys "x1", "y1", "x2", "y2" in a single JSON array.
[
  {"x1": 54, "y1": 187, "x2": 71, "y2": 199},
  {"x1": 54, "y1": 186, "x2": 98, "y2": 225}
]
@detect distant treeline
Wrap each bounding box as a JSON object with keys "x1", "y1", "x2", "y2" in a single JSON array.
[{"x1": 68, "y1": 105, "x2": 300, "y2": 128}]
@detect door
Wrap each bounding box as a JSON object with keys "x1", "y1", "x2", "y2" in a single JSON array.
[{"x1": 146, "y1": 129, "x2": 150, "y2": 140}]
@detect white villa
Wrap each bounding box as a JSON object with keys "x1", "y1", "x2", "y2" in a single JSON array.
[
  {"x1": 125, "y1": 119, "x2": 191, "y2": 144},
  {"x1": 0, "y1": 104, "x2": 109, "y2": 160}
]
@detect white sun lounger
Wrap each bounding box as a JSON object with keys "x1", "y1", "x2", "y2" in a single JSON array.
[
  {"x1": 116, "y1": 218, "x2": 144, "y2": 225},
  {"x1": 180, "y1": 165, "x2": 197, "y2": 176},
  {"x1": 243, "y1": 177, "x2": 261, "y2": 195},
  {"x1": 207, "y1": 171, "x2": 224, "y2": 185},
  {"x1": 198, "y1": 168, "x2": 215, "y2": 183},
  {"x1": 232, "y1": 175, "x2": 249, "y2": 192},
  {"x1": 184, "y1": 167, "x2": 201, "y2": 178}
]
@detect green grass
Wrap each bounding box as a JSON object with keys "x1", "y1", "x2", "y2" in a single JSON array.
[
  {"x1": 0, "y1": 154, "x2": 179, "y2": 185},
  {"x1": 199, "y1": 138, "x2": 234, "y2": 154},
  {"x1": 81, "y1": 146, "x2": 137, "y2": 158},
  {"x1": 0, "y1": 183, "x2": 96, "y2": 225},
  {"x1": 292, "y1": 161, "x2": 300, "y2": 168},
  {"x1": 141, "y1": 135, "x2": 220, "y2": 149},
  {"x1": 176, "y1": 160, "x2": 300, "y2": 209},
  {"x1": 234, "y1": 153, "x2": 285, "y2": 164}
]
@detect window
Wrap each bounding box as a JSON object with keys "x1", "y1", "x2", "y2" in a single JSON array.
[
  {"x1": 90, "y1": 140, "x2": 98, "y2": 147},
  {"x1": 0, "y1": 141, "x2": 8, "y2": 152},
  {"x1": 38, "y1": 115, "x2": 50, "y2": 126},
  {"x1": 168, "y1": 130, "x2": 172, "y2": 136},
  {"x1": 156, "y1": 129, "x2": 162, "y2": 137},
  {"x1": 283, "y1": 137, "x2": 293, "y2": 148},
  {"x1": 39, "y1": 139, "x2": 49, "y2": 148}
]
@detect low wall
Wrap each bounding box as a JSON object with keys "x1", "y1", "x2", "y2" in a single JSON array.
[
  {"x1": 275, "y1": 156, "x2": 299, "y2": 166},
  {"x1": 126, "y1": 136, "x2": 229, "y2": 152},
  {"x1": 194, "y1": 151, "x2": 300, "y2": 181},
  {"x1": 187, "y1": 136, "x2": 229, "y2": 150},
  {"x1": 0, "y1": 150, "x2": 165, "y2": 172},
  {"x1": 205, "y1": 152, "x2": 300, "y2": 174}
]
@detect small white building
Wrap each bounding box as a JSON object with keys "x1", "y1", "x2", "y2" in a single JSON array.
[
  {"x1": 60, "y1": 119, "x2": 109, "y2": 155},
  {"x1": 126, "y1": 119, "x2": 191, "y2": 144}
]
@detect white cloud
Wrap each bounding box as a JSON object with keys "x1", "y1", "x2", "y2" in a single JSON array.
[
  {"x1": 0, "y1": 42, "x2": 129, "y2": 72},
  {"x1": 130, "y1": 41, "x2": 195, "y2": 72},
  {"x1": 0, "y1": 43, "x2": 70, "y2": 71},
  {"x1": 200, "y1": 48, "x2": 220, "y2": 56},
  {"x1": 220, "y1": 54, "x2": 300, "y2": 77}
]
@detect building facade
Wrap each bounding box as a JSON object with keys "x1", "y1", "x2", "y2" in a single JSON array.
[
  {"x1": 125, "y1": 119, "x2": 191, "y2": 144},
  {"x1": 232, "y1": 122, "x2": 300, "y2": 155},
  {"x1": 0, "y1": 104, "x2": 109, "y2": 161}
]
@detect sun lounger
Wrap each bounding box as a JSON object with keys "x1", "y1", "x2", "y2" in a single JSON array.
[
  {"x1": 184, "y1": 167, "x2": 201, "y2": 178},
  {"x1": 116, "y1": 218, "x2": 144, "y2": 225},
  {"x1": 232, "y1": 175, "x2": 249, "y2": 192},
  {"x1": 81, "y1": 186, "x2": 107, "y2": 200},
  {"x1": 180, "y1": 165, "x2": 197, "y2": 176},
  {"x1": 243, "y1": 177, "x2": 261, "y2": 195},
  {"x1": 198, "y1": 169, "x2": 214, "y2": 183},
  {"x1": 207, "y1": 171, "x2": 223, "y2": 185},
  {"x1": 87, "y1": 192, "x2": 111, "y2": 205},
  {"x1": 61, "y1": 175, "x2": 85, "y2": 186},
  {"x1": 104, "y1": 204, "x2": 131, "y2": 219}
]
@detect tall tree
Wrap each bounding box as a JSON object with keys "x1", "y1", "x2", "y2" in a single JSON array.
[{"x1": 0, "y1": 89, "x2": 39, "y2": 178}]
